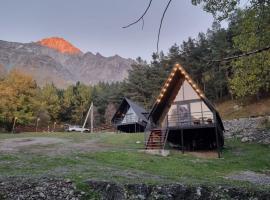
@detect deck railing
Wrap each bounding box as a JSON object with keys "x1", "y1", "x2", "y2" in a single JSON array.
[
  {"x1": 113, "y1": 115, "x2": 138, "y2": 125},
  {"x1": 166, "y1": 111, "x2": 214, "y2": 128}
]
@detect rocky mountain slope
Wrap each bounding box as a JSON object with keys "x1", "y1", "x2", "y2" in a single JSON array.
[{"x1": 0, "y1": 37, "x2": 134, "y2": 88}]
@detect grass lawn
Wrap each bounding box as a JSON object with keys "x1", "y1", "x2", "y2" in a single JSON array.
[{"x1": 0, "y1": 132, "x2": 269, "y2": 193}]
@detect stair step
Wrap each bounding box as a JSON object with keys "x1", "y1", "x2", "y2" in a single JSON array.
[{"x1": 146, "y1": 129, "x2": 167, "y2": 150}]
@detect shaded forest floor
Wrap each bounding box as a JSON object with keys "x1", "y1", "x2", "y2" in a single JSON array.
[
  {"x1": 216, "y1": 97, "x2": 270, "y2": 120},
  {"x1": 0, "y1": 132, "x2": 269, "y2": 195}
]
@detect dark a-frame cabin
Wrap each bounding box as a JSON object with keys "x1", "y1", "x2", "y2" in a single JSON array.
[
  {"x1": 112, "y1": 97, "x2": 148, "y2": 133},
  {"x1": 145, "y1": 63, "x2": 224, "y2": 157}
]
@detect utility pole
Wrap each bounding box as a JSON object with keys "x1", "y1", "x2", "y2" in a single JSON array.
[
  {"x1": 90, "y1": 102, "x2": 94, "y2": 133},
  {"x1": 82, "y1": 102, "x2": 93, "y2": 133}
]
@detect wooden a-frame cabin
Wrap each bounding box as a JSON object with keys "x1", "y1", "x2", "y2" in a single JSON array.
[
  {"x1": 112, "y1": 97, "x2": 148, "y2": 133},
  {"x1": 145, "y1": 63, "x2": 224, "y2": 157}
]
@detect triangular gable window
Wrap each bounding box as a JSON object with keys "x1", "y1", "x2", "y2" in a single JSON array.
[{"x1": 122, "y1": 107, "x2": 138, "y2": 123}]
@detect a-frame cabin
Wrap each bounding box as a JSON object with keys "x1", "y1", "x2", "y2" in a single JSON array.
[
  {"x1": 112, "y1": 97, "x2": 148, "y2": 133},
  {"x1": 145, "y1": 63, "x2": 224, "y2": 157}
]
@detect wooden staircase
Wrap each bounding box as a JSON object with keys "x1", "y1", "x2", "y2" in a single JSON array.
[{"x1": 145, "y1": 129, "x2": 168, "y2": 150}]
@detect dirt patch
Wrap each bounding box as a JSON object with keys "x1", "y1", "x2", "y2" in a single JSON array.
[
  {"x1": 0, "y1": 137, "x2": 67, "y2": 152},
  {"x1": 0, "y1": 137, "x2": 110, "y2": 155},
  {"x1": 226, "y1": 171, "x2": 270, "y2": 185},
  {"x1": 185, "y1": 151, "x2": 219, "y2": 159}
]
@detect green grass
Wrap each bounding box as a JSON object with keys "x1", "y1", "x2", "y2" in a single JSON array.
[{"x1": 0, "y1": 132, "x2": 269, "y2": 192}]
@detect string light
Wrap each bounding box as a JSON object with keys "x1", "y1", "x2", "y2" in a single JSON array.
[{"x1": 165, "y1": 83, "x2": 169, "y2": 87}]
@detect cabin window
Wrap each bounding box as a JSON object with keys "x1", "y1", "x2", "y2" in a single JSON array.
[{"x1": 122, "y1": 107, "x2": 138, "y2": 123}]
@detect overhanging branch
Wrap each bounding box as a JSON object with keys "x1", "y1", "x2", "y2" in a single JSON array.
[
  {"x1": 157, "y1": 0, "x2": 173, "y2": 53},
  {"x1": 122, "y1": 0, "x2": 153, "y2": 29}
]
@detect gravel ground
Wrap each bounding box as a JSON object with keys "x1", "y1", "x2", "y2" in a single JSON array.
[
  {"x1": 226, "y1": 171, "x2": 270, "y2": 185},
  {"x1": 0, "y1": 177, "x2": 84, "y2": 200}
]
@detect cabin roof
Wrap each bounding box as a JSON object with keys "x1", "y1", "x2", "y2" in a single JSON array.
[
  {"x1": 148, "y1": 63, "x2": 224, "y2": 130},
  {"x1": 112, "y1": 97, "x2": 148, "y2": 123}
]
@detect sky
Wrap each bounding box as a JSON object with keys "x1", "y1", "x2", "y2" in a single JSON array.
[{"x1": 0, "y1": 0, "x2": 218, "y2": 61}]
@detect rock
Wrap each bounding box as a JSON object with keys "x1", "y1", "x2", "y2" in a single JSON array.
[
  {"x1": 86, "y1": 180, "x2": 270, "y2": 200},
  {"x1": 224, "y1": 116, "x2": 270, "y2": 144},
  {"x1": 39, "y1": 192, "x2": 45, "y2": 198},
  {"x1": 0, "y1": 177, "x2": 82, "y2": 200},
  {"x1": 241, "y1": 137, "x2": 249, "y2": 142}
]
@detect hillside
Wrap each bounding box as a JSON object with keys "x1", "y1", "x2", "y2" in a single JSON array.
[
  {"x1": 216, "y1": 97, "x2": 270, "y2": 120},
  {"x1": 0, "y1": 38, "x2": 134, "y2": 88}
]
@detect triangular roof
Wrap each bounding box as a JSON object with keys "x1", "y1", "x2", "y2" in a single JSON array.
[
  {"x1": 112, "y1": 97, "x2": 148, "y2": 123},
  {"x1": 148, "y1": 63, "x2": 224, "y2": 130}
]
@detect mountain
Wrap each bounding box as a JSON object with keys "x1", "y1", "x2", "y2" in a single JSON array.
[
  {"x1": 0, "y1": 37, "x2": 134, "y2": 88},
  {"x1": 38, "y1": 37, "x2": 82, "y2": 54}
]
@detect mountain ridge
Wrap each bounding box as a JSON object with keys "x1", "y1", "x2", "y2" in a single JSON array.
[{"x1": 0, "y1": 38, "x2": 134, "y2": 88}]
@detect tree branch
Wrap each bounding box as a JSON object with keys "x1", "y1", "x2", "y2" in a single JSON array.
[
  {"x1": 212, "y1": 45, "x2": 270, "y2": 62},
  {"x1": 157, "y1": 0, "x2": 173, "y2": 53},
  {"x1": 122, "y1": 0, "x2": 153, "y2": 29}
]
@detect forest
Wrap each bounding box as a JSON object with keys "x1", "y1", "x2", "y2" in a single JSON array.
[{"x1": 0, "y1": 1, "x2": 269, "y2": 130}]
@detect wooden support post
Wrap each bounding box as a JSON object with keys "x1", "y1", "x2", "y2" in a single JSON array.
[
  {"x1": 214, "y1": 112, "x2": 221, "y2": 158},
  {"x1": 181, "y1": 128, "x2": 184, "y2": 154},
  {"x1": 36, "y1": 118, "x2": 40, "y2": 133},
  {"x1": 12, "y1": 117, "x2": 17, "y2": 134}
]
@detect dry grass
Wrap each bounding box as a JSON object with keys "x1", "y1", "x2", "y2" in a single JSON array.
[{"x1": 216, "y1": 97, "x2": 270, "y2": 120}]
